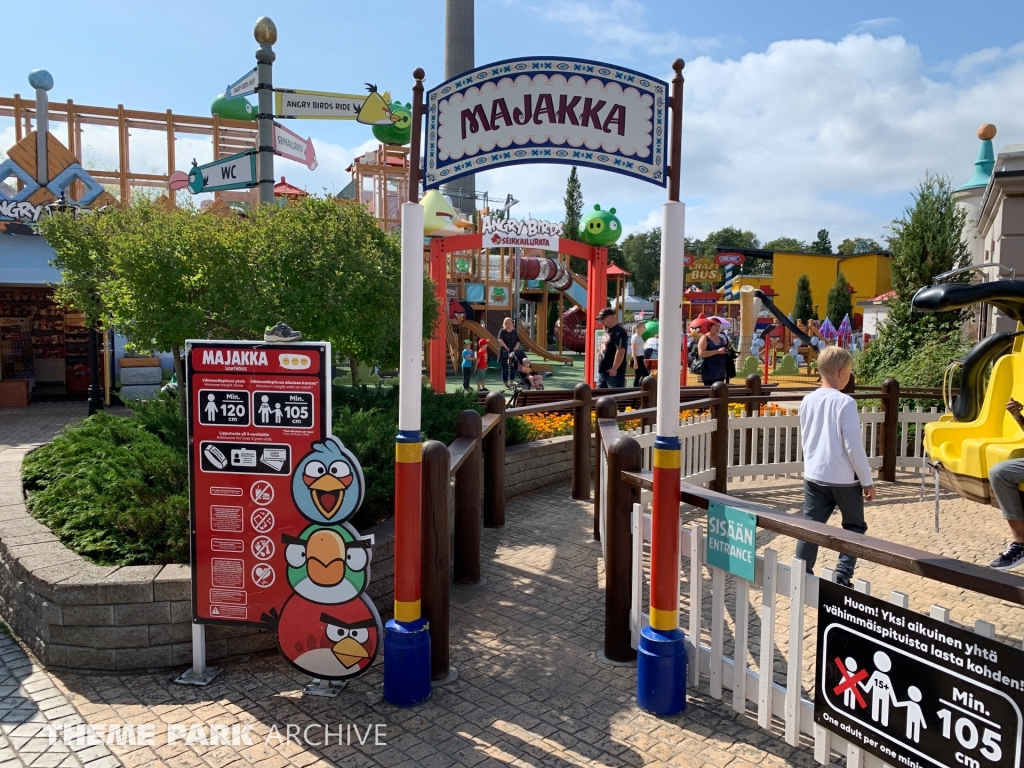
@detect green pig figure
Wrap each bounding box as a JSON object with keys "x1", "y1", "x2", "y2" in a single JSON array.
[
  {"x1": 210, "y1": 93, "x2": 256, "y2": 122},
  {"x1": 579, "y1": 204, "x2": 622, "y2": 246},
  {"x1": 372, "y1": 102, "x2": 413, "y2": 146}
]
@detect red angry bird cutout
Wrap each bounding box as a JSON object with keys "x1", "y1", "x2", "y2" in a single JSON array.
[
  {"x1": 448, "y1": 299, "x2": 467, "y2": 326},
  {"x1": 276, "y1": 593, "x2": 381, "y2": 680}
]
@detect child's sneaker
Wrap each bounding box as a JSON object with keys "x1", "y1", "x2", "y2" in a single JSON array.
[
  {"x1": 989, "y1": 542, "x2": 1024, "y2": 570},
  {"x1": 264, "y1": 322, "x2": 302, "y2": 343}
]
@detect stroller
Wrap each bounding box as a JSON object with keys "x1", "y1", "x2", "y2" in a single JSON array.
[{"x1": 506, "y1": 351, "x2": 544, "y2": 407}]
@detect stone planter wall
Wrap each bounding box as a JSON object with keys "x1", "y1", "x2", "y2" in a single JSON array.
[{"x1": 0, "y1": 431, "x2": 582, "y2": 672}]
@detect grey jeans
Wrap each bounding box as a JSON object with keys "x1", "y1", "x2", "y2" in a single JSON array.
[
  {"x1": 794, "y1": 480, "x2": 867, "y2": 581},
  {"x1": 989, "y1": 459, "x2": 1024, "y2": 521}
]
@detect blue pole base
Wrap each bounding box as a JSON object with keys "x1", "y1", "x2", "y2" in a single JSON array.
[
  {"x1": 383, "y1": 617, "x2": 431, "y2": 707},
  {"x1": 637, "y1": 625, "x2": 687, "y2": 715}
]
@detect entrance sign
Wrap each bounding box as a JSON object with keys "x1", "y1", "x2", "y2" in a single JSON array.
[
  {"x1": 480, "y1": 215, "x2": 562, "y2": 238},
  {"x1": 816, "y1": 580, "x2": 1024, "y2": 768},
  {"x1": 272, "y1": 121, "x2": 318, "y2": 170},
  {"x1": 185, "y1": 151, "x2": 257, "y2": 193},
  {"x1": 274, "y1": 89, "x2": 365, "y2": 119},
  {"x1": 188, "y1": 340, "x2": 382, "y2": 681},
  {"x1": 424, "y1": 57, "x2": 668, "y2": 189},
  {"x1": 226, "y1": 68, "x2": 258, "y2": 101},
  {"x1": 705, "y1": 501, "x2": 755, "y2": 581}
]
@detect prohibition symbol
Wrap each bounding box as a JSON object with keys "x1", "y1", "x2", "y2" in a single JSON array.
[
  {"x1": 251, "y1": 536, "x2": 275, "y2": 561},
  {"x1": 252, "y1": 563, "x2": 275, "y2": 587},
  {"x1": 250, "y1": 480, "x2": 274, "y2": 505},
  {"x1": 250, "y1": 508, "x2": 275, "y2": 533}
]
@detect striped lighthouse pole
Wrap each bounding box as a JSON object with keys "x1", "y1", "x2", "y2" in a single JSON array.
[
  {"x1": 384, "y1": 68, "x2": 431, "y2": 706},
  {"x1": 637, "y1": 58, "x2": 688, "y2": 715}
]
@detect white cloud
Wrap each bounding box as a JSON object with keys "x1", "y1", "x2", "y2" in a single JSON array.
[
  {"x1": 528, "y1": 0, "x2": 722, "y2": 61},
  {"x1": 853, "y1": 17, "x2": 898, "y2": 34},
  {"x1": 478, "y1": 32, "x2": 1024, "y2": 246}
]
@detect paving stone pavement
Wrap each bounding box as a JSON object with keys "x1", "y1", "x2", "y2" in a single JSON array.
[{"x1": 2, "y1": 403, "x2": 1023, "y2": 767}]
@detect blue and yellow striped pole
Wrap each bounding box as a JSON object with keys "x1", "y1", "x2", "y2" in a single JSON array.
[
  {"x1": 383, "y1": 201, "x2": 431, "y2": 706},
  {"x1": 637, "y1": 199, "x2": 688, "y2": 715}
]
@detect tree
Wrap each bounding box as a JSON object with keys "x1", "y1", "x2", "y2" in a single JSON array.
[
  {"x1": 837, "y1": 237, "x2": 882, "y2": 255},
  {"x1": 562, "y1": 166, "x2": 587, "y2": 274},
  {"x1": 810, "y1": 229, "x2": 832, "y2": 254},
  {"x1": 856, "y1": 173, "x2": 971, "y2": 385},
  {"x1": 562, "y1": 167, "x2": 583, "y2": 242},
  {"x1": 762, "y1": 236, "x2": 807, "y2": 253},
  {"x1": 700, "y1": 226, "x2": 759, "y2": 258},
  {"x1": 41, "y1": 198, "x2": 440, "y2": 416},
  {"x1": 622, "y1": 228, "x2": 661, "y2": 297},
  {"x1": 826, "y1": 271, "x2": 852, "y2": 326},
  {"x1": 792, "y1": 274, "x2": 816, "y2": 322}
]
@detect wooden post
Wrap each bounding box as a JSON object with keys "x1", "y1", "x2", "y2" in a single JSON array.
[
  {"x1": 454, "y1": 410, "x2": 482, "y2": 585},
  {"x1": 420, "y1": 440, "x2": 451, "y2": 681},
  {"x1": 409, "y1": 68, "x2": 425, "y2": 203},
  {"x1": 880, "y1": 378, "x2": 899, "y2": 483},
  {"x1": 605, "y1": 436, "x2": 641, "y2": 663},
  {"x1": 711, "y1": 381, "x2": 729, "y2": 494},
  {"x1": 117, "y1": 104, "x2": 129, "y2": 204},
  {"x1": 641, "y1": 376, "x2": 657, "y2": 431},
  {"x1": 842, "y1": 371, "x2": 856, "y2": 394},
  {"x1": 572, "y1": 382, "x2": 593, "y2": 501},
  {"x1": 593, "y1": 396, "x2": 617, "y2": 540},
  {"x1": 483, "y1": 392, "x2": 505, "y2": 528},
  {"x1": 744, "y1": 374, "x2": 760, "y2": 466}
]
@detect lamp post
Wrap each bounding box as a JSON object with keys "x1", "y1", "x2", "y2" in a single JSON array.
[{"x1": 254, "y1": 17, "x2": 276, "y2": 206}]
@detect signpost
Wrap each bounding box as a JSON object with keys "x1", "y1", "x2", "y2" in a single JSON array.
[
  {"x1": 184, "y1": 340, "x2": 383, "y2": 692},
  {"x1": 226, "y1": 68, "x2": 258, "y2": 101},
  {"x1": 705, "y1": 501, "x2": 756, "y2": 581},
  {"x1": 272, "y1": 121, "x2": 318, "y2": 170},
  {"x1": 186, "y1": 151, "x2": 258, "y2": 194},
  {"x1": 424, "y1": 57, "x2": 668, "y2": 189},
  {"x1": 816, "y1": 581, "x2": 1024, "y2": 768},
  {"x1": 274, "y1": 89, "x2": 367, "y2": 120}
]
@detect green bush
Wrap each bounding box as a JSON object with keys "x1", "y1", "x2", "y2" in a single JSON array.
[
  {"x1": 22, "y1": 402, "x2": 190, "y2": 566},
  {"x1": 504, "y1": 416, "x2": 537, "y2": 445}
]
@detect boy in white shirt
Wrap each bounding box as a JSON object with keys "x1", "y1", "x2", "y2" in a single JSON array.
[{"x1": 795, "y1": 346, "x2": 876, "y2": 586}]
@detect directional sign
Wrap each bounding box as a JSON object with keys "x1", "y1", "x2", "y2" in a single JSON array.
[
  {"x1": 274, "y1": 89, "x2": 365, "y2": 120},
  {"x1": 272, "y1": 121, "x2": 318, "y2": 170},
  {"x1": 226, "y1": 68, "x2": 258, "y2": 101},
  {"x1": 186, "y1": 151, "x2": 257, "y2": 194}
]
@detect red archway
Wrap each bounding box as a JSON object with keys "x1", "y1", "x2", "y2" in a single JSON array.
[{"x1": 428, "y1": 234, "x2": 608, "y2": 392}]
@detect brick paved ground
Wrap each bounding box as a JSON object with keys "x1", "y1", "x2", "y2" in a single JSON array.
[{"x1": 2, "y1": 404, "x2": 1023, "y2": 767}]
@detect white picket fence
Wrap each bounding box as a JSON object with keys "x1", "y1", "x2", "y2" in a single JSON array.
[
  {"x1": 607, "y1": 406, "x2": 945, "y2": 484},
  {"x1": 628, "y1": 500, "x2": 1004, "y2": 767}
]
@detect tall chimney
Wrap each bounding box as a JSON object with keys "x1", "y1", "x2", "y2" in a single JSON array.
[{"x1": 444, "y1": 0, "x2": 475, "y2": 213}]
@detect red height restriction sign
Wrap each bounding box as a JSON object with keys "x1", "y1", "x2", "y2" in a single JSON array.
[{"x1": 187, "y1": 340, "x2": 329, "y2": 627}]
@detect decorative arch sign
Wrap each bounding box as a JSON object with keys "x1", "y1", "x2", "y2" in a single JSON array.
[{"x1": 424, "y1": 57, "x2": 668, "y2": 188}]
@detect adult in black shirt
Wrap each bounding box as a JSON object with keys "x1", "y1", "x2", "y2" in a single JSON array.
[
  {"x1": 596, "y1": 308, "x2": 628, "y2": 388},
  {"x1": 497, "y1": 317, "x2": 520, "y2": 388}
]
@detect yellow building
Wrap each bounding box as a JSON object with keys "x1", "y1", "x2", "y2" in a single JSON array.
[{"x1": 721, "y1": 248, "x2": 891, "y2": 320}]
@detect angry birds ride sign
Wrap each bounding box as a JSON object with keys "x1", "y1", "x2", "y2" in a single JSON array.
[{"x1": 187, "y1": 340, "x2": 382, "y2": 682}]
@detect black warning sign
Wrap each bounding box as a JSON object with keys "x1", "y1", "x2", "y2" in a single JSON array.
[
  {"x1": 251, "y1": 391, "x2": 314, "y2": 429},
  {"x1": 197, "y1": 389, "x2": 251, "y2": 426},
  {"x1": 815, "y1": 580, "x2": 1024, "y2": 768},
  {"x1": 199, "y1": 441, "x2": 291, "y2": 476}
]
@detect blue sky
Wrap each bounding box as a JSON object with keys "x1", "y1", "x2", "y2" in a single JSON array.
[{"x1": 3, "y1": 0, "x2": 1024, "y2": 245}]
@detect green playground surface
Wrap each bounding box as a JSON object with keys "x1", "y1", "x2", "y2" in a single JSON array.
[{"x1": 443, "y1": 352, "x2": 588, "y2": 393}]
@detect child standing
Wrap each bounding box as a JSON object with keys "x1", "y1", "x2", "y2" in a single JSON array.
[
  {"x1": 475, "y1": 338, "x2": 489, "y2": 391},
  {"x1": 794, "y1": 346, "x2": 875, "y2": 586},
  {"x1": 461, "y1": 339, "x2": 474, "y2": 390}
]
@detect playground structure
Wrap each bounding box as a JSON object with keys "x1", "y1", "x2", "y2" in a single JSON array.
[
  {"x1": 0, "y1": 94, "x2": 258, "y2": 209},
  {"x1": 917, "y1": 279, "x2": 1024, "y2": 504},
  {"x1": 427, "y1": 233, "x2": 609, "y2": 390}
]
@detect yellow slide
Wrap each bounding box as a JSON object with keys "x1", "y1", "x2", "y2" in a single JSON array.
[{"x1": 924, "y1": 344, "x2": 1024, "y2": 503}]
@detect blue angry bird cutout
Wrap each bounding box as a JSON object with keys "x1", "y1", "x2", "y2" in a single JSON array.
[{"x1": 292, "y1": 436, "x2": 365, "y2": 524}]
